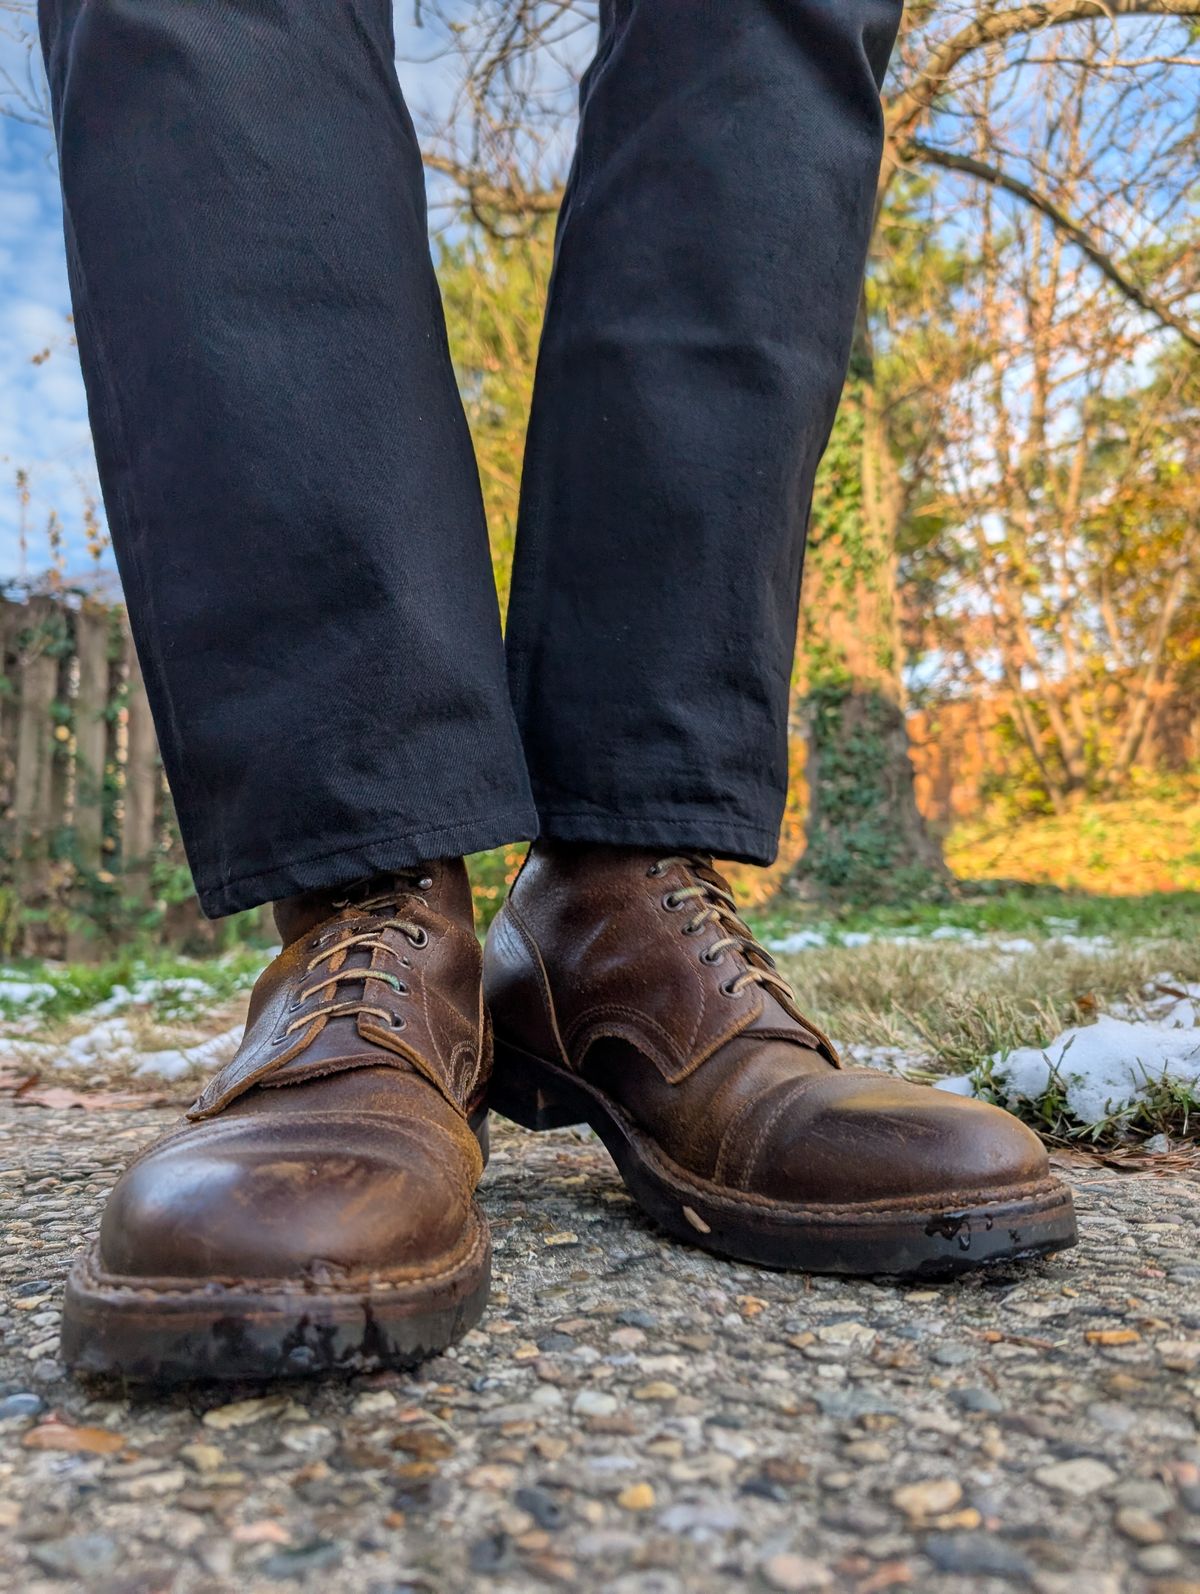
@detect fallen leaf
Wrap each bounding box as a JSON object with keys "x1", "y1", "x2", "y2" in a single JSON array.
[
  {"x1": 855, "y1": 1562, "x2": 913, "y2": 1593},
  {"x1": 202, "y1": 1395, "x2": 291, "y2": 1430},
  {"x1": 974, "y1": 1329, "x2": 1056, "y2": 1350},
  {"x1": 22, "y1": 1420, "x2": 126, "y2": 1455},
  {"x1": 616, "y1": 1483, "x2": 656, "y2": 1512},
  {"x1": 1086, "y1": 1328, "x2": 1141, "y2": 1346},
  {"x1": 15, "y1": 1086, "x2": 169, "y2": 1111},
  {"x1": 391, "y1": 1430, "x2": 454, "y2": 1460},
  {"x1": 232, "y1": 1521, "x2": 291, "y2": 1545}
]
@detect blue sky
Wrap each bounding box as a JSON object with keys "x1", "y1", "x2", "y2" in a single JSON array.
[
  {"x1": 0, "y1": 101, "x2": 90, "y2": 582},
  {"x1": 0, "y1": 8, "x2": 471, "y2": 582}
]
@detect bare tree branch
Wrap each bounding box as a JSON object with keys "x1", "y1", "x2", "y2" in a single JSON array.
[
  {"x1": 887, "y1": 0, "x2": 1200, "y2": 146},
  {"x1": 909, "y1": 137, "x2": 1200, "y2": 348},
  {"x1": 421, "y1": 151, "x2": 564, "y2": 217}
]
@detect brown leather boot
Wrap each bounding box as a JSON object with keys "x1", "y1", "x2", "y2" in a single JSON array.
[
  {"x1": 61, "y1": 862, "x2": 491, "y2": 1383},
  {"x1": 484, "y1": 845, "x2": 1076, "y2": 1276}
]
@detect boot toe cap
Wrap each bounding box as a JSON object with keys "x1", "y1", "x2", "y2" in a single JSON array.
[
  {"x1": 743, "y1": 1071, "x2": 1049, "y2": 1207},
  {"x1": 97, "y1": 1114, "x2": 474, "y2": 1282}
]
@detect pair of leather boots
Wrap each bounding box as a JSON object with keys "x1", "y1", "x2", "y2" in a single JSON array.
[{"x1": 61, "y1": 846, "x2": 1075, "y2": 1383}]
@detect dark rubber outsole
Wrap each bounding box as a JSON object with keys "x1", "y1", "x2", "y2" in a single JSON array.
[
  {"x1": 489, "y1": 1039, "x2": 1078, "y2": 1278},
  {"x1": 61, "y1": 1207, "x2": 491, "y2": 1385},
  {"x1": 60, "y1": 1113, "x2": 493, "y2": 1385}
]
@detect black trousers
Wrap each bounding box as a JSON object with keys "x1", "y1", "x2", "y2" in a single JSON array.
[{"x1": 40, "y1": 0, "x2": 901, "y2": 918}]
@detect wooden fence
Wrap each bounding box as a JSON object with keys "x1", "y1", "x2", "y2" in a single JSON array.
[
  {"x1": 0, "y1": 588, "x2": 182, "y2": 955},
  {"x1": 4, "y1": 587, "x2": 1196, "y2": 954}
]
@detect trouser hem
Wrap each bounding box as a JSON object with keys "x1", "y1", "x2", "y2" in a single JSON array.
[
  {"x1": 196, "y1": 806, "x2": 540, "y2": 919},
  {"x1": 535, "y1": 809, "x2": 779, "y2": 868}
]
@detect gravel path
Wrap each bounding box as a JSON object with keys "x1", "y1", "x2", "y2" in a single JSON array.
[{"x1": 1, "y1": 1100, "x2": 1198, "y2": 1594}]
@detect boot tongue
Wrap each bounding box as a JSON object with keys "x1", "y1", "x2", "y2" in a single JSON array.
[
  {"x1": 743, "y1": 985, "x2": 842, "y2": 1067},
  {"x1": 273, "y1": 866, "x2": 441, "y2": 947}
]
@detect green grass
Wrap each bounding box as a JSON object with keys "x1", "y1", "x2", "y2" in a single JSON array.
[
  {"x1": 766, "y1": 923, "x2": 1200, "y2": 1147},
  {"x1": 0, "y1": 946, "x2": 267, "y2": 1025},
  {"x1": 965, "y1": 1049, "x2": 1200, "y2": 1147},
  {"x1": 772, "y1": 931, "x2": 1198, "y2": 1084},
  {"x1": 749, "y1": 886, "x2": 1200, "y2": 947}
]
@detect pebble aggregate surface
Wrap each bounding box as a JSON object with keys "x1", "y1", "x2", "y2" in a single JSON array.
[{"x1": 1, "y1": 1100, "x2": 1199, "y2": 1593}]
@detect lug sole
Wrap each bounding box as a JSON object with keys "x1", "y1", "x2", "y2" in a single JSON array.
[
  {"x1": 490, "y1": 1039, "x2": 1077, "y2": 1277},
  {"x1": 61, "y1": 1204, "x2": 491, "y2": 1385},
  {"x1": 60, "y1": 1108, "x2": 493, "y2": 1385}
]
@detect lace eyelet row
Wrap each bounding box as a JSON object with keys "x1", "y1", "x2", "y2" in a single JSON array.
[{"x1": 650, "y1": 858, "x2": 781, "y2": 1003}]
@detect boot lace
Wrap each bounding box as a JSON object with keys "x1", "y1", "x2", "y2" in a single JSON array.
[
  {"x1": 283, "y1": 870, "x2": 432, "y2": 1038},
  {"x1": 648, "y1": 854, "x2": 795, "y2": 1004}
]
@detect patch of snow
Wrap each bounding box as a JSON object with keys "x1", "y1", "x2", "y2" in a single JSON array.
[
  {"x1": 59, "y1": 1018, "x2": 140, "y2": 1064},
  {"x1": 1165, "y1": 998, "x2": 1197, "y2": 1029},
  {"x1": 2, "y1": 1017, "x2": 139, "y2": 1070},
  {"x1": 1055, "y1": 932, "x2": 1112, "y2": 952},
  {"x1": 91, "y1": 975, "x2": 217, "y2": 1016},
  {"x1": 761, "y1": 924, "x2": 1121, "y2": 956},
  {"x1": 765, "y1": 924, "x2": 1119, "y2": 957},
  {"x1": 937, "y1": 1008, "x2": 1200, "y2": 1126},
  {"x1": 765, "y1": 929, "x2": 829, "y2": 953},
  {"x1": 0, "y1": 978, "x2": 56, "y2": 1006},
  {"x1": 144, "y1": 977, "x2": 216, "y2": 1000},
  {"x1": 1110, "y1": 978, "x2": 1200, "y2": 1030},
  {"x1": 2, "y1": 1012, "x2": 243, "y2": 1082},
  {"x1": 131, "y1": 1025, "x2": 243, "y2": 1081},
  {"x1": 1153, "y1": 981, "x2": 1200, "y2": 1031},
  {"x1": 89, "y1": 983, "x2": 136, "y2": 1016},
  {"x1": 0, "y1": 960, "x2": 262, "y2": 1082},
  {"x1": 843, "y1": 1042, "x2": 925, "y2": 1076},
  {"x1": 932, "y1": 1073, "x2": 977, "y2": 1097}
]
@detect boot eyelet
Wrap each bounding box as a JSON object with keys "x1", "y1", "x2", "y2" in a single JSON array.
[
  {"x1": 399, "y1": 955, "x2": 413, "y2": 968},
  {"x1": 390, "y1": 1013, "x2": 407, "y2": 1030},
  {"x1": 646, "y1": 863, "x2": 662, "y2": 877},
  {"x1": 682, "y1": 922, "x2": 702, "y2": 935},
  {"x1": 662, "y1": 893, "x2": 684, "y2": 912},
  {"x1": 701, "y1": 947, "x2": 723, "y2": 965},
  {"x1": 408, "y1": 927, "x2": 429, "y2": 949},
  {"x1": 720, "y1": 978, "x2": 741, "y2": 997}
]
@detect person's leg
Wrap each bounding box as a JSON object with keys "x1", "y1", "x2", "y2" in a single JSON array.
[
  {"x1": 507, "y1": 0, "x2": 896, "y2": 860},
  {"x1": 41, "y1": 0, "x2": 527, "y2": 1379},
  {"x1": 486, "y1": 0, "x2": 1077, "y2": 1274},
  {"x1": 43, "y1": 0, "x2": 536, "y2": 920}
]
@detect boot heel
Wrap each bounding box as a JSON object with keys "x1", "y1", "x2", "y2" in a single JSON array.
[{"x1": 489, "y1": 1040, "x2": 587, "y2": 1131}]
